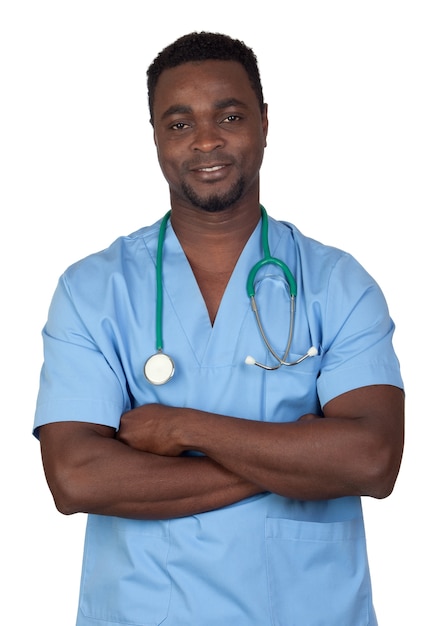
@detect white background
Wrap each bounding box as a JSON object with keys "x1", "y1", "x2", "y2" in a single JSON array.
[{"x1": 1, "y1": 1, "x2": 437, "y2": 624}]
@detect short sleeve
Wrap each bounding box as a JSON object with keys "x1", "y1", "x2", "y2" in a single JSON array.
[
  {"x1": 33, "y1": 274, "x2": 128, "y2": 436},
  {"x1": 316, "y1": 253, "x2": 403, "y2": 408}
]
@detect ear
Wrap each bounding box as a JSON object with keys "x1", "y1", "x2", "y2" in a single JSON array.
[{"x1": 262, "y1": 103, "x2": 269, "y2": 147}]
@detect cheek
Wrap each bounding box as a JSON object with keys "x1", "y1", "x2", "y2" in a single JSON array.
[
  {"x1": 241, "y1": 129, "x2": 266, "y2": 159},
  {"x1": 154, "y1": 134, "x2": 178, "y2": 170},
  {"x1": 241, "y1": 138, "x2": 265, "y2": 171},
  {"x1": 155, "y1": 147, "x2": 179, "y2": 181}
]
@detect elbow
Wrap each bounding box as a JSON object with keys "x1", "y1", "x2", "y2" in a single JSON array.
[
  {"x1": 39, "y1": 422, "x2": 117, "y2": 516},
  {"x1": 362, "y1": 440, "x2": 404, "y2": 500},
  {"x1": 53, "y1": 494, "x2": 82, "y2": 517},
  {"x1": 46, "y1": 467, "x2": 88, "y2": 516},
  {"x1": 54, "y1": 499, "x2": 78, "y2": 517},
  {"x1": 367, "y1": 474, "x2": 397, "y2": 500}
]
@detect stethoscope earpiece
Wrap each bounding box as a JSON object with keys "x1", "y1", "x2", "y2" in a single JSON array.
[{"x1": 245, "y1": 346, "x2": 318, "y2": 370}]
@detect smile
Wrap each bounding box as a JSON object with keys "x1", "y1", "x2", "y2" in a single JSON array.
[
  {"x1": 196, "y1": 165, "x2": 226, "y2": 172},
  {"x1": 189, "y1": 163, "x2": 232, "y2": 183},
  {"x1": 193, "y1": 164, "x2": 227, "y2": 173}
]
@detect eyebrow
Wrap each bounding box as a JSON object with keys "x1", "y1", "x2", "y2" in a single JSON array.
[
  {"x1": 160, "y1": 104, "x2": 192, "y2": 120},
  {"x1": 160, "y1": 98, "x2": 249, "y2": 121}
]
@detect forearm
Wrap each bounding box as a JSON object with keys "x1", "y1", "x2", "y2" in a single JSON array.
[
  {"x1": 79, "y1": 444, "x2": 259, "y2": 520},
  {"x1": 120, "y1": 409, "x2": 366, "y2": 501},
  {"x1": 40, "y1": 423, "x2": 261, "y2": 520},
  {"x1": 125, "y1": 386, "x2": 403, "y2": 502},
  {"x1": 177, "y1": 386, "x2": 404, "y2": 500},
  {"x1": 179, "y1": 412, "x2": 372, "y2": 500}
]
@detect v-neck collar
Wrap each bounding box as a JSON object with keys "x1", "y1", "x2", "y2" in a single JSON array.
[{"x1": 159, "y1": 218, "x2": 263, "y2": 365}]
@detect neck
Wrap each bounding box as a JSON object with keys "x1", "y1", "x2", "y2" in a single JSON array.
[
  {"x1": 169, "y1": 201, "x2": 261, "y2": 272},
  {"x1": 168, "y1": 200, "x2": 262, "y2": 325}
]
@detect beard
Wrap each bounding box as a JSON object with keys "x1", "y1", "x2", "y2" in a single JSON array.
[{"x1": 180, "y1": 176, "x2": 245, "y2": 213}]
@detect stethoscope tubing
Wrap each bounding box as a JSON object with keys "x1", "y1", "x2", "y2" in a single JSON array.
[
  {"x1": 145, "y1": 205, "x2": 316, "y2": 384},
  {"x1": 155, "y1": 210, "x2": 171, "y2": 352},
  {"x1": 250, "y1": 294, "x2": 295, "y2": 365},
  {"x1": 246, "y1": 208, "x2": 297, "y2": 298}
]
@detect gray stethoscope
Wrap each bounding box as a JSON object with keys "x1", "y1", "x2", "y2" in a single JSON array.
[{"x1": 144, "y1": 206, "x2": 317, "y2": 385}]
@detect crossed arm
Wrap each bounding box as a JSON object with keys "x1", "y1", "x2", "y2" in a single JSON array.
[{"x1": 39, "y1": 384, "x2": 404, "y2": 520}]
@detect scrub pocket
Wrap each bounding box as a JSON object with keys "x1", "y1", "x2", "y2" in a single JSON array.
[
  {"x1": 265, "y1": 516, "x2": 373, "y2": 626},
  {"x1": 263, "y1": 352, "x2": 323, "y2": 423},
  {"x1": 78, "y1": 517, "x2": 171, "y2": 626}
]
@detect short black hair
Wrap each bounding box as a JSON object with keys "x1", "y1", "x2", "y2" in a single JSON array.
[{"x1": 147, "y1": 31, "x2": 264, "y2": 124}]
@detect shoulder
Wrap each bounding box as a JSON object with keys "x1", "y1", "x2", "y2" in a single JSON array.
[
  {"x1": 61, "y1": 220, "x2": 162, "y2": 288},
  {"x1": 271, "y1": 216, "x2": 372, "y2": 287},
  {"x1": 270, "y1": 215, "x2": 344, "y2": 258}
]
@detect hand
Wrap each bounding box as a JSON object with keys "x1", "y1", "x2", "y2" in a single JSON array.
[{"x1": 117, "y1": 403, "x2": 187, "y2": 456}]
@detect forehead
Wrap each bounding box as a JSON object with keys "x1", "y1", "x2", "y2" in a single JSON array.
[{"x1": 153, "y1": 60, "x2": 258, "y2": 117}]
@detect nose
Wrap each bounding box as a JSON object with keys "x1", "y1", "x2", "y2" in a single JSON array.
[{"x1": 191, "y1": 122, "x2": 225, "y2": 152}]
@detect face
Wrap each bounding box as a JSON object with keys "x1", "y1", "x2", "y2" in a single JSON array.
[{"x1": 152, "y1": 60, "x2": 268, "y2": 213}]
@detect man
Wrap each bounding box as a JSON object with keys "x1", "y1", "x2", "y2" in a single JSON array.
[{"x1": 35, "y1": 32, "x2": 404, "y2": 625}]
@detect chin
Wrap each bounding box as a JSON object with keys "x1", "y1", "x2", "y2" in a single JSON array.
[{"x1": 182, "y1": 178, "x2": 245, "y2": 213}]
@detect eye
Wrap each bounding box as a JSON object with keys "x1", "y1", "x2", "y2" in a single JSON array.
[
  {"x1": 170, "y1": 121, "x2": 190, "y2": 130},
  {"x1": 222, "y1": 114, "x2": 241, "y2": 123}
]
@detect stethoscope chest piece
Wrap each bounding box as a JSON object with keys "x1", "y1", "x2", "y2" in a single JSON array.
[{"x1": 144, "y1": 352, "x2": 175, "y2": 385}]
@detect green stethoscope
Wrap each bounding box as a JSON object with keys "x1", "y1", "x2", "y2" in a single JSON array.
[{"x1": 144, "y1": 206, "x2": 317, "y2": 385}]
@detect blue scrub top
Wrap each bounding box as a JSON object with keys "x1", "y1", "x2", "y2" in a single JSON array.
[{"x1": 34, "y1": 213, "x2": 403, "y2": 626}]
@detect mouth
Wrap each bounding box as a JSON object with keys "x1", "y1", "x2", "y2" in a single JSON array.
[
  {"x1": 196, "y1": 165, "x2": 226, "y2": 173},
  {"x1": 188, "y1": 162, "x2": 232, "y2": 183}
]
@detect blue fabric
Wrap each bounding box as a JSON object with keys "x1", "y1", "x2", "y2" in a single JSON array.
[{"x1": 34, "y1": 213, "x2": 403, "y2": 625}]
